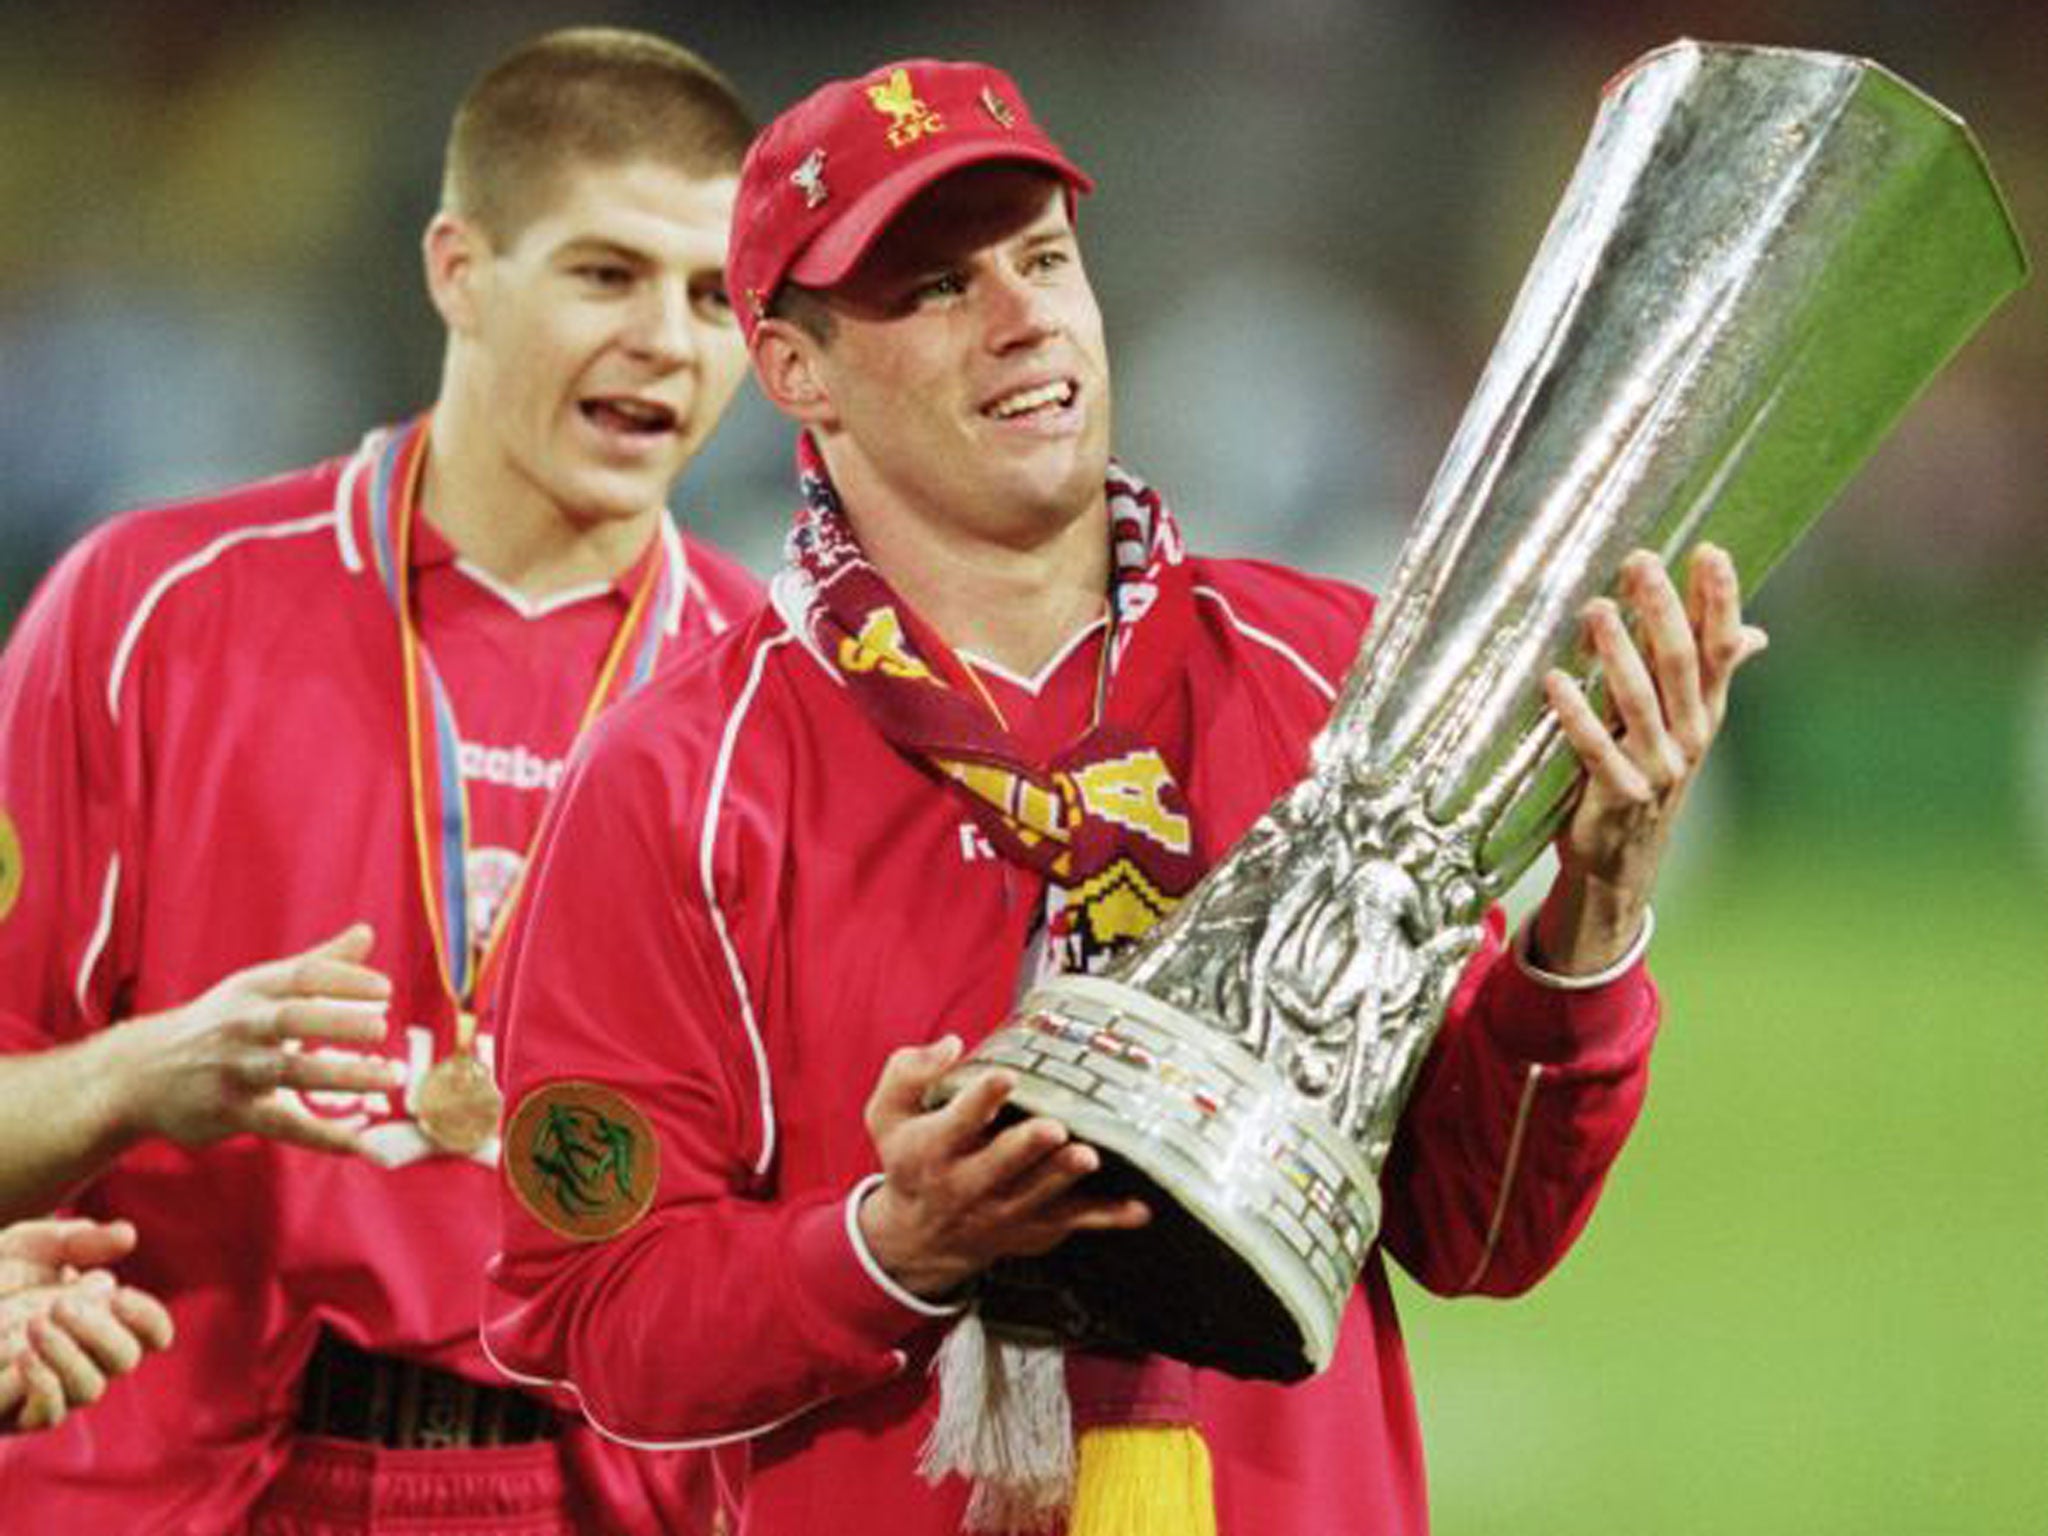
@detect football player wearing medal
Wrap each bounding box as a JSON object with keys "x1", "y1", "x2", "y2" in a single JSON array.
[{"x1": 0, "y1": 27, "x2": 760, "y2": 1534}]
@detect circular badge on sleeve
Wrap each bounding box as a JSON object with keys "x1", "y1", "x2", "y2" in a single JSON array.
[
  {"x1": 0, "y1": 811, "x2": 22, "y2": 922},
  {"x1": 504, "y1": 1080, "x2": 660, "y2": 1242}
]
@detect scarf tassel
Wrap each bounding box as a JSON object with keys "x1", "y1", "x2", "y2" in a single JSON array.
[
  {"x1": 921, "y1": 1315, "x2": 1074, "y2": 1533},
  {"x1": 1071, "y1": 1424, "x2": 1218, "y2": 1536},
  {"x1": 922, "y1": 1315, "x2": 1218, "y2": 1536}
]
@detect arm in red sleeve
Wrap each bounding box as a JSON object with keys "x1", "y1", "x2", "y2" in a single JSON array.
[
  {"x1": 0, "y1": 531, "x2": 138, "y2": 1048},
  {"x1": 1377, "y1": 908, "x2": 1659, "y2": 1298},
  {"x1": 483, "y1": 705, "x2": 949, "y2": 1447},
  {"x1": 0, "y1": 533, "x2": 148, "y2": 1218},
  {"x1": 0, "y1": 527, "x2": 398, "y2": 1216}
]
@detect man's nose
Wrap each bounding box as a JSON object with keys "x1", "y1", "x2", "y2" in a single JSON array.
[
  {"x1": 978, "y1": 265, "x2": 1057, "y2": 352},
  {"x1": 627, "y1": 278, "x2": 697, "y2": 366}
]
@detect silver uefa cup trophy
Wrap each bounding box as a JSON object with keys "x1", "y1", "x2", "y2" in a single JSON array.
[{"x1": 940, "y1": 41, "x2": 2028, "y2": 1382}]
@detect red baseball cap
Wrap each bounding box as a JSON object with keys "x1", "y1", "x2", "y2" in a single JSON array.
[{"x1": 728, "y1": 59, "x2": 1093, "y2": 341}]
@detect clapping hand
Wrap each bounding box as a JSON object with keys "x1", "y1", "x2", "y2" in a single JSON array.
[
  {"x1": 0, "y1": 1217, "x2": 173, "y2": 1432},
  {"x1": 102, "y1": 924, "x2": 404, "y2": 1157}
]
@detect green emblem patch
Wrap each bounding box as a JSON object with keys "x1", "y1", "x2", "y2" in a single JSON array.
[{"x1": 505, "y1": 1081, "x2": 659, "y2": 1241}]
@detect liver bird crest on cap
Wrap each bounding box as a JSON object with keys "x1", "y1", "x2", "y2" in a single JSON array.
[{"x1": 867, "y1": 67, "x2": 945, "y2": 148}]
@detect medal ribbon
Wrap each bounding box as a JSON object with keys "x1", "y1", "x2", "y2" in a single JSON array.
[
  {"x1": 364, "y1": 416, "x2": 675, "y2": 1037},
  {"x1": 783, "y1": 434, "x2": 1202, "y2": 974}
]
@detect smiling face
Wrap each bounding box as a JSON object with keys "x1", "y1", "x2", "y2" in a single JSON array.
[
  {"x1": 431, "y1": 156, "x2": 748, "y2": 532},
  {"x1": 769, "y1": 164, "x2": 1112, "y2": 558}
]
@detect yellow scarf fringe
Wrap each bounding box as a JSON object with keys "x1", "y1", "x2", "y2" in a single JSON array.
[{"x1": 1069, "y1": 1424, "x2": 1218, "y2": 1536}]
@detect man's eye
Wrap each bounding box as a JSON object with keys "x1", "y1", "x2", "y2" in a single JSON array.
[
  {"x1": 913, "y1": 272, "x2": 967, "y2": 304},
  {"x1": 695, "y1": 283, "x2": 735, "y2": 322},
  {"x1": 575, "y1": 264, "x2": 633, "y2": 289},
  {"x1": 1027, "y1": 249, "x2": 1071, "y2": 275}
]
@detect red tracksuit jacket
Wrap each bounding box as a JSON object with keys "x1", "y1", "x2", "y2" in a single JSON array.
[{"x1": 484, "y1": 549, "x2": 1660, "y2": 1535}]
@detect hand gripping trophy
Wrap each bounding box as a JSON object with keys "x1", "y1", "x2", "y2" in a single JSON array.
[{"x1": 939, "y1": 40, "x2": 2029, "y2": 1383}]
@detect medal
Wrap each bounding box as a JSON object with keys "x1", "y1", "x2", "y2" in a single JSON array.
[
  {"x1": 416, "y1": 1037, "x2": 505, "y2": 1158},
  {"x1": 366, "y1": 417, "x2": 675, "y2": 1157}
]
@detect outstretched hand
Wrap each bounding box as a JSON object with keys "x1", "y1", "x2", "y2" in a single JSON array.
[
  {"x1": 99, "y1": 924, "x2": 403, "y2": 1158},
  {"x1": 0, "y1": 1217, "x2": 174, "y2": 1432},
  {"x1": 1537, "y1": 543, "x2": 1769, "y2": 974},
  {"x1": 856, "y1": 1036, "x2": 1149, "y2": 1301}
]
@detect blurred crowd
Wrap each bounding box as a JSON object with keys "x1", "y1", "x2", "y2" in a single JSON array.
[{"x1": 2, "y1": 0, "x2": 2042, "y2": 847}]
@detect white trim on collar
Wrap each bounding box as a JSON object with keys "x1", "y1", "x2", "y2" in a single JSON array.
[
  {"x1": 450, "y1": 558, "x2": 614, "y2": 619},
  {"x1": 956, "y1": 613, "x2": 1109, "y2": 696}
]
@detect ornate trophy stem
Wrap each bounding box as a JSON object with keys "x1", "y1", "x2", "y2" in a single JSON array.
[{"x1": 946, "y1": 40, "x2": 2029, "y2": 1383}]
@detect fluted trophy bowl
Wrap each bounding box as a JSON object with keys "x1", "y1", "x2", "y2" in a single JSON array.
[{"x1": 939, "y1": 40, "x2": 2029, "y2": 1382}]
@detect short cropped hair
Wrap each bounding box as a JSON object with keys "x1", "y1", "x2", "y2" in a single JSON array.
[{"x1": 442, "y1": 27, "x2": 755, "y2": 249}]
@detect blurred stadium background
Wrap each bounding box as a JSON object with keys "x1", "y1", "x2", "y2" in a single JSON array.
[{"x1": 3, "y1": 2, "x2": 2043, "y2": 1530}]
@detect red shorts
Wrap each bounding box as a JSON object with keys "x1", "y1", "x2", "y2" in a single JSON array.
[{"x1": 247, "y1": 1436, "x2": 578, "y2": 1536}]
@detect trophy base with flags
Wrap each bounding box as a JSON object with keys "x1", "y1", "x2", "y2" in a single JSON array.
[{"x1": 970, "y1": 974, "x2": 1382, "y2": 1380}]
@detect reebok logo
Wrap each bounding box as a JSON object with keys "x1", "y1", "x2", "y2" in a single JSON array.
[{"x1": 459, "y1": 741, "x2": 565, "y2": 794}]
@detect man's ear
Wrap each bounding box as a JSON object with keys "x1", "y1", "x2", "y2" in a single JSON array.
[
  {"x1": 750, "y1": 320, "x2": 839, "y2": 431},
  {"x1": 424, "y1": 213, "x2": 487, "y2": 333}
]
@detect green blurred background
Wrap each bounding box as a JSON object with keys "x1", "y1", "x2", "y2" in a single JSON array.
[{"x1": 3, "y1": 2, "x2": 2043, "y2": 1531}]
